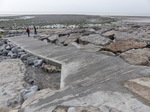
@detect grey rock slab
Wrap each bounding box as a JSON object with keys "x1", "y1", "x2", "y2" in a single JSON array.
[{"x1": 79, "y1": 34, "x2": 112, "y2": 46}]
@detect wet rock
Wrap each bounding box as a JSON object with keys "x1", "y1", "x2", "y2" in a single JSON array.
[
  {"x1": 124, "y1": 77, "x2": 150, "y2": 104},
  {"x1": 103, "y1": 40, "x2": 147, "y2": 53},
  {"x1": 20, "y1": 54, "x2": 28, "y2": 60},
  {"x1": 0, "y1": 59, "x2": 26, "y2": 109},
  {"x1": 79, "y1": 34, "x2": 111, "y2": 46},
  {"x1": 11, "y1": 47, "x2": 18, "y2": 54},
  {"x1": 34, "y1": 59, "x2": 43, "y2": 67},
  {"x1": 120, "y1": 48, "x2": 150, "y2": 65}
]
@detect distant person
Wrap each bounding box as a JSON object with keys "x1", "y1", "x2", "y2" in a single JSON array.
[
  {"x1": 33, "y1": 26, "x2": 37, "y2": 34},
  {"x1": 26, "y1": 27, "x2": 30, "y2": 37}
]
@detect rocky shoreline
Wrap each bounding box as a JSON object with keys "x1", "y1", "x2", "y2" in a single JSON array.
[
  {"x1": 0, "y1": 38, "x2": 61, "y2": 111},
  {"x1": 0, "y1": 19, "x2": 150, "y2": 112}
]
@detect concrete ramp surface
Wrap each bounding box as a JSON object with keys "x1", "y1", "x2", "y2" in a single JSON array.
[{"x1": 7, "y1": 36, "x2": 150, "y2": 112}]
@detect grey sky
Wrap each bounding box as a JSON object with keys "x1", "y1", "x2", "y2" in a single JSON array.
[{"x1": 0, "y1": 0, "x2": 150, "y2": 16}]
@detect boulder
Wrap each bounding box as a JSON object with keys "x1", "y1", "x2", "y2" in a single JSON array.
[
  {"x1": 103, "y1": 40, "x2": 147, "y2": 53},
  {"x1": 79, "y1": 34, "x2": 112, "y2": 46},
  {"x1": 0, "y1": 59, "x2": 26, "y2": 109},
  {"x1": 11, "y1": 47, "x2": 18, "y2": 54},
  {"x1": 63, "y1": 33, "x2": 81, "y2": 45},
  {"x1": 2, "y1": 49, "x2": 9, "y2": 56},
  {"x1": 18, "y1": 52, "x2": 26, "y2": 58},
  {"x1": 20, "y1": 54, "x2": 28, "y2": 60},
  {"x1": 34, "y1": 59, "x2": 43, "y2": 67},
  {"x1": 5, "y1": 45, "x2": 11, "y2": 50},
  {"x1": 120, "y1": 48, "x2": 150, "y2": 65},
  {"x1": 58, "y1": 35, "x2": 68, "y2": 44},
  {"x1": 26, "y1": 57, "x2": 35, "y2": 65},
  {"x1": 124, "y1": 77, "x2": 150, "y2": 103},
  {"x1": 0, "y1": 44, "x2": 7, "y2": 52},
  {"x1": 11, "y1": 53, "x2": 18, "y2": 59},
  {"x1": 48, "y1": 34, "x2": 59, "y2": 43}
]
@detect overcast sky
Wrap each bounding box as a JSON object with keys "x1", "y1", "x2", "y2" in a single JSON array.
[{"x1": 0, "y1": 0, "x2": 150, "y2": 16}]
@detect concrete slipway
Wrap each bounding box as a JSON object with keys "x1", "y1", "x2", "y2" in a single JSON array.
[{"x1": 7, "y1": 36, "x2": 150, "y2": 112}]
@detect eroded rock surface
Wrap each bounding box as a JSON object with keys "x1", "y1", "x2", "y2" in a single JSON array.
[
  {"x1": 120, "y1": 48, "x2": 150, "y2": 65},
  {"x1": 0, "y1": 59, "x2": 26, "y2": 109},
  {"x1": 103, "y1": 40, "x2": 146, "y2": 53},
  {"x1": 124, "y1": 77, "x2": 150, "y2": 103},
  {"x1": 79, "y1": 34, "x2": 111, "y2": 45}
]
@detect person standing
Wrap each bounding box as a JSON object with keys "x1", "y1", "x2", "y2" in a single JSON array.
[
  {"x1": 33, "y1": 26, "x2": 37, "y2": 34},
  {"x1": 26, "y1": 27, "x2": 30, "y2": 37}
]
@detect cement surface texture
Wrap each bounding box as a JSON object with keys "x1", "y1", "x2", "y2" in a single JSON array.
[{"x1": 7, "y1": 36, "x2": 150, "y2": 112}]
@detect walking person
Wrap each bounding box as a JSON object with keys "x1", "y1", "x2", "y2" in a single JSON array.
[
  {"x1": 33, "y1": 26, "x2": 37, "y2": 34},
  {"x1": 26, "y1": 27, "x2": 30, "y2": 37}
]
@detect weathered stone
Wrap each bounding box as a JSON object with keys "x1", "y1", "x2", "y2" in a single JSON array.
[
  {"x1": 98, "y1": 50, "x2": 116, "y2": 56},
  {"x1": 5, "y1": 45, "x2": 11, "y2": 50},
  {"x1": 21, "y1": 89, "x2": 53, "y2": 109},
  {"x1": 58, "y1": 30, "x2": 71, "y2": 37},
  {"x1": 0, "y1": 41, "x2": 4, "y2": 46},
  {"x1": 103, "y1": 40, "x2": 147, "y2": 53},
  {"x1": 18, "y1": 52, "x2": 26, "y2": 58},
  {"x1": 63, "y1": 33, "x2": 81, "y2": 45},
  {"x1": 48, "y1": 34, "x2": 59, "y2": 42},
  {"x1": 17, "y1": 49, "x2": 24, "y2": 52},
  {"x1": 41, "y1": 64, "x2": 61, "y2": 73},
  {"x1": 79, "y1": 34, "x2": 111, "y2": 45},
  {"x1": 0, "y1": 44, "x2": 7, "y2": 52},
  {"x1": 26, "y1": 57, "x2": 35, "y2": 65},
  {"x1": 2, "y1": 49, "x2": 9, "y2": 56},
  {"x1": 52, "y1": 106, "x2": 69, "y2": 112},
  {"x1": 58, "y1": 35, "x2": 68, "y2": 44},
  {"x1": 124, "y1": 77, "x2": 150, "y2": 103},
  {"x1": 0, "y1": 59, "x2": 26, "y2": 109},
  {"x1": 120, "y1": 48, "x2": 150, "y2": 65},
  {"x1": 21, "y1": 86, "x2": 38, "y2": 101},
  {"x1": 80, "y1": 43, "x2": 102, "y2": 52},
  {"x1": 11, "y1": 53, "x2": 18, "y2": 59},
  {"x1": 67, "y1": 106, "x2": 101, "y2": 112},
  {"x1": 34, "y1": 59, "x2": 43, "y2": 67},
  {"x1": 11, "y1": 47, "x2": 18, "y2": 53},
  {"x1": 20, "y1": 54, "x2": 28, "y2": 60}
]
